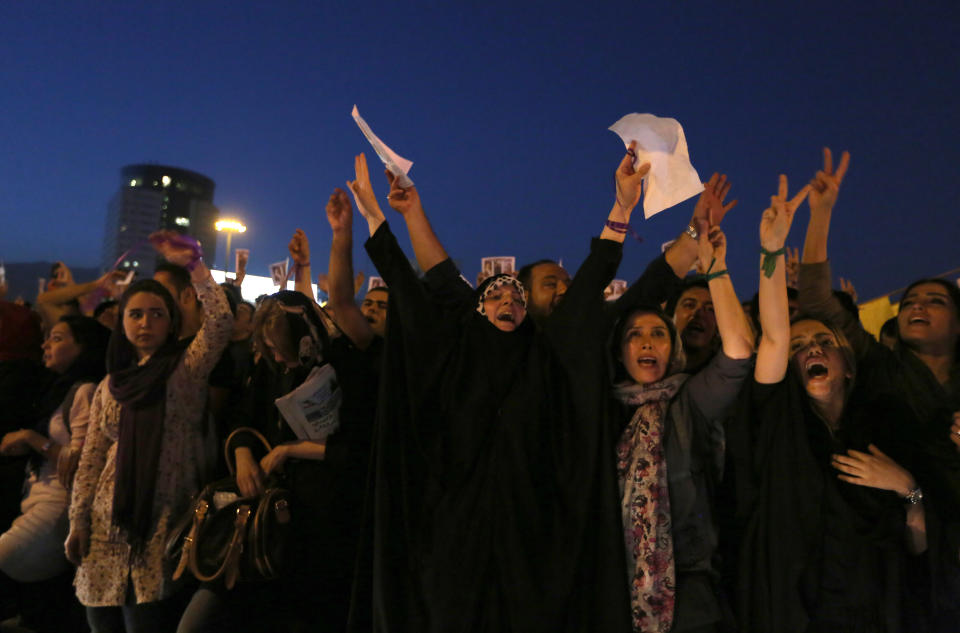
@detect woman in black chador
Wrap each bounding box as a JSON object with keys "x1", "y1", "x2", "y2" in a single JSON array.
[
  {"x1": 732, "y1": 175, "x2": 926, "y2": 632},
  {"x1": 345, "y1": 147, "x2": 649, "y2": 633}
]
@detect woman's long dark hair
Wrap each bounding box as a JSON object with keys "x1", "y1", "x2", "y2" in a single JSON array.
[
  {"x1": 898, "y1": 277, "x2": 960, "y2": 359},
  {"x1": 30, "y1": 315, "x2": 110, "y2": 468},
  {"x1": 106, "y1": 279, "x2": 182, "y2": 373}
]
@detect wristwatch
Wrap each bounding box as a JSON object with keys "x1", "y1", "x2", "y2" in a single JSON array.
[
  {"x1": 903, "y1": 487, "x2": 923, "y2": 505},
  {"x1": 684, "y1": 223, "x2": 698, "y2": 240}
]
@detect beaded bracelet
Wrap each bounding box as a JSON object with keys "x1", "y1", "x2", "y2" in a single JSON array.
[{"x1": 605, "y1": 220, "x2": 629, "y2": 234}]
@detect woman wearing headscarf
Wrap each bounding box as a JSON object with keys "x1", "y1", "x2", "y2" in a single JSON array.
[
  {"x1": 733, "y1": 175, "x2": 927, "y2": 632},
  {"x1": 798, "y1": 148, "x2": 960, "y2": 629},
  {"x1": 178, "y1": 196, "x2": 379, "y2": 633},
  {"x1": 344, "y1": 146, "x2": 648, "y2": 633},
  {"x1": 65, "y1": 233, "x2": 232, "y2": 633},
  {"x1": 611, "y1": 216, "x2": 754, "y2": 632}
]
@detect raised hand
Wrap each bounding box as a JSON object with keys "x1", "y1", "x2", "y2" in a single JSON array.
[
  {"x1": 615, "y1": 141, "x2": 651, "y2": 212},
  {"x1": 316, "y1": 273, "x2": 330, "y2": 295},
  {"x1": 149, "y1": 230, "x2": 202, "y2": 268},
  {"x1": 347, "y1": 153, "x2": 385, "y2": 221},
  {"x1": 54, "y1": 262, "x2": 75, "y2": 286},
  {"x1": 785, "y1": 246, "x2": 800, "y2": 288},
  {"x1": 692, "y1": 173, "x2": 738, "y2": 228},
  {"x1": 832, "y1": 444, "x2": 916, "y2": 496},
  {"x1": 96, "y1": 270, "x2": 127, "y2": 292},
  {"x1": 808, "y1": 147, "x2": 850, "y2": 216},
  {"x1": 385, "y1": 170, "x2": 423, "y2": 216},
  {"x1": 696, "y1": 225, "x2": 728, "y2": 275},
  {"x1": 839, "y1": 277, "x2": 858, "y2": 303},
  {"x1": 325, "y1": 188, "x2": 353, "y2": 234},
  {"x1": 288, "y1": 229, "x2": 311, "y2": 266},
  {"x1": 760, "y1": 175, "x2": 811, "y2": 251}
]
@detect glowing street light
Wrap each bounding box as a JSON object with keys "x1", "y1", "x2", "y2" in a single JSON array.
[{"x1": 215, "y1": 218, "x2": 247, "y2": 276}]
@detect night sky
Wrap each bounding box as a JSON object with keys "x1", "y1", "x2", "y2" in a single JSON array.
[{"x1": 2, "y1": 1, "x2": 958, "y2": 302}]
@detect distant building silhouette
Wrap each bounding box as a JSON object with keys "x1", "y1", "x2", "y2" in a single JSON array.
[{"x1": 102, "y1": 165, "x2": 218, "y2": 276}]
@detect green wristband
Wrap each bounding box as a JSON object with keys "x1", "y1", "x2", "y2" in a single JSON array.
[{"x1": 760, "y1": 246, "x2": 785, "y2": 279}]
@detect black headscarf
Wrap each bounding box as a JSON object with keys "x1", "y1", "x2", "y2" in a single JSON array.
[{"x1": 106, "y1": 280, "x2": 186, "y2": 549}]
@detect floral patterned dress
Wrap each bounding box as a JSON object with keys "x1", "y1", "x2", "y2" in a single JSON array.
[{"x1": 68, "y1": 276, "x2": 232, "y2": 606}]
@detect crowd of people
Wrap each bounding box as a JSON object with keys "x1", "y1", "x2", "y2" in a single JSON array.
[{"x1": 0, "y1": 144, "x2": 958, "y2": 633}]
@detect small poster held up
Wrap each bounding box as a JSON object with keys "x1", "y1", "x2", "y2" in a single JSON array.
[
  {"x1": 604, "y1": 279, "x2": 628, "y2": 301},
  {"x1": 274, "y1": 364, "x2": 342, "y2": 441},
  {"x1": 235, "y1": 249, "x2": 249, "y2": 275},
  {"x1": 351, "y1": 105, "x2": 414, "y2": 188},
  {"x1": 479, "y1": 256, "x2": 516, "y2": 283},
  {"x1": 368, "y1": 276, "x2": 386, "y2": 291},
  {"x1": 269, "y1": 259, "x2": 289, "y2": 287}
]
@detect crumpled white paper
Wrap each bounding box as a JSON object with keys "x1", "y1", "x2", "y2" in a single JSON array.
[
  {"x1": 608, "y1": 113, "x2": 703, "y2": 218},
  {"x1": 352, "y1": 105, "x2": 414, "y2": 187}
]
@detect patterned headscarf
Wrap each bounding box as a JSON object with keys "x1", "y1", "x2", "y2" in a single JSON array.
[{"x1": 475, "y1": 274, "x2": 527, "y2": 316}]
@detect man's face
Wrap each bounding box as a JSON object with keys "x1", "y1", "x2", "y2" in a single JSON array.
[
  {"x1": 673, "y1": 286, "x2": 716, "y2": 352},
  {"x1": 526, "y1": 263, "x2": 571, "y2": 321},
  {"x1": 153, "y1": 271, "x2": 187, "y2": 311},
  {"x1": 361, "y1": 289, "x2": 389, "y2": 337},
  {"x1": 233, "y1": 304, "x2": 255, "y2": 340}
]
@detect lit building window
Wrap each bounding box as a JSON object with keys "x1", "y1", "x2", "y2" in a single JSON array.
[{"x1": 175, "y1": 217, "x2": 190, "y2": 227}]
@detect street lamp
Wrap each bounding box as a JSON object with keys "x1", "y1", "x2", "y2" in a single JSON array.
[{"x1": 215, "y1": 218, "x2": 246, "y2": 277}]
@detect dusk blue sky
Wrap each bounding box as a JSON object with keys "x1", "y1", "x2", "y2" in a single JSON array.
[{"x1": 2, "y1": 1, "x2": 958, "y2": 302}]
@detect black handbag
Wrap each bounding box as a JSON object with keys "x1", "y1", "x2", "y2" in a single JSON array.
[{"x1": 165, "y1": 427, "x2": 292, "y2": 589}]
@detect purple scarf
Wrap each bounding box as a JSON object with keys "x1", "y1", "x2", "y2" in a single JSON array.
[{"x1": 109, "y1": 345, "x2": 184, "y2": 550}]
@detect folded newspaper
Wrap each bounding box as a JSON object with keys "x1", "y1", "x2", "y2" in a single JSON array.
[{"x1": 274, "y1": 364, "x2": 342, "y2": 441}]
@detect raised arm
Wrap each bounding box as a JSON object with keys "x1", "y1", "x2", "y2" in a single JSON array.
[
  {"x1": 324, "y1": 188, "x2": 375, "y2": 349},
  {"x1": 801, "y1": 147, "x2": 849, "y2": 264},
  {"x1": 149, "y1": 231, "x2": 233, "y2": 378},
  {"x1": 288, "y1": 229, "x2": 315, "y2": 301},
  {"x1": 663, "y1": 172, "x2": 738, "y2": 278},
  {"x1": 796, "y1": 149, "x2": 874, "y2": 357},
  {"x1": 600, "y1": 141, "x2": 650, "y2": 243},
  {"x1": 755, "y1": 175, "x2": 810, "y2": 384},
  {"x1": 347, "y1": 152, "x2": 387, "y2": 237},
  {"x1": 696, "y1": 225, "x2": 754, "y2": 359},
  {"x1": 384, "y1": 170, "x2": 448, "y2": 272}
]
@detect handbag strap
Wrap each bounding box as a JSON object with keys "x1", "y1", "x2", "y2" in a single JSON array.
[
  {"x1": 224, "y1": 426, "x2": 272, "y2": 476},
  {"x1": 187, "y1": 503, "x2": 252, "y2": 589}
]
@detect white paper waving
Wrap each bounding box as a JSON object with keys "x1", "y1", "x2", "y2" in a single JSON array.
[
  {"x1": 274, "y1": 364, "x2": 342, "y2": 441},
  {"x1": 609, "y1": 113, "x2": 704, "y2": 218},
  {"x1": 352, "y1": 105, "x2": 414, "y2": 187}
]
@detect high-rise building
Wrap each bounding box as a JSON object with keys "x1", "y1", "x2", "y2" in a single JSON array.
[{"x1": 102, "y1": 165, "x2": 218, "y2": 276}]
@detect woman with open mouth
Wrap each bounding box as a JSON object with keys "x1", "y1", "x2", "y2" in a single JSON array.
[
  {"x1": 611, "y1": 210, "x2": 754, "y2": 631},
  {"x1": 344, "y1": 145, "x2": 649, "y2": 633},
  {"x1": 736, "y1": 174, "x2": 927, "y2": 632},
  {"x1": 797, "y1": 148, "x2": 960, "y2": 630}
]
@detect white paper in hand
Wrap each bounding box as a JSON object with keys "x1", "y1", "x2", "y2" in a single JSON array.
[
  {"x1": 609, "y1": 113, "x2": 704, "y2": 218},
  {"x1": 351, "y1": 105, "x2": 414, "y2": 188},
  {"x1": 274, "y1": 364, "x2": 342, "y2": 441}
]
